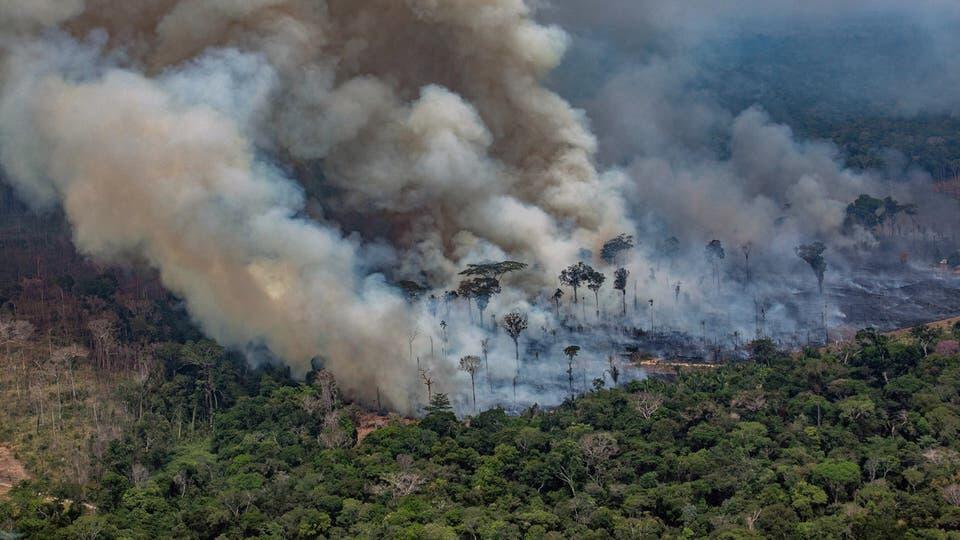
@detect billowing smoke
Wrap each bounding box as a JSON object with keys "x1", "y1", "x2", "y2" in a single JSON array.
[
  {"x1": 537, "y1": 0, "x2": 960, "y2": 339},
  {"x1": 2, "y1": 1, "x2": 958, "y2": 413},
  {"x1": 0, "y1": 1, "x2": 631, "y2": 412}
]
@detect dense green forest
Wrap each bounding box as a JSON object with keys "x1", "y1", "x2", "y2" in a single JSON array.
[{"x1": 2, "y1": 325, "x2": 960, "y2": 539}]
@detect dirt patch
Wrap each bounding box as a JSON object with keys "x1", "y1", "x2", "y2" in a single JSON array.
[
  {"x1": 355, "y1": 412, "x2": 415, "y2": 445},
  {"x1": 0, "y1": 445, "x2": 29, "y2": 497},
  {"x1": 886, "y1": 316, "x2": 960, "y2": 339}
]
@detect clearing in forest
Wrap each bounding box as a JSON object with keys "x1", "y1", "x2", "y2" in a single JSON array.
[{"x1": 0, "y1": 445, "x2": 29, "y2": 497}]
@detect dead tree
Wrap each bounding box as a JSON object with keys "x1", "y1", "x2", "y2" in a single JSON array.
[
  {"x1": 579, "y1": 432, "x2": 619, "y2": 487},
  {"x1": 407, "y1": 327, "x2": 420, "y2": 372},
  {"x1": 459, "y1": 355, "x2": 483, "y2": 412},
  {"x1": 420, "y1": 369, "x2": 434, "y2": 403},
  {"x1": 606, "y1": 356, "x2": 620, "y2": 386},
  {"x1": 87, "y1": 319, "x2": 116, "y2": 371},
  {"x1": 49, "y1": 344, "x2": 87, "y2": 403},
  {"x1": 481, "y1": 338, "x2": 492, "y2": 390},
  {"x1": 633, "y1": 392, "x2": 664, "y2": 419}
]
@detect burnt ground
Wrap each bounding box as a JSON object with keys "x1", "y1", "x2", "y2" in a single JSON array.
[{"x1": 830, "y1": 270, "x2": 960, "y2": 332}]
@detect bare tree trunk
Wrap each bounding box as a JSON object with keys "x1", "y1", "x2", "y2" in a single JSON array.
[
  {"x1": 512, "y1": 338, "x2": 520, "y2": 372},
  {"x1": 470, "y1": 375, "x2": 477, "y2": 413}
]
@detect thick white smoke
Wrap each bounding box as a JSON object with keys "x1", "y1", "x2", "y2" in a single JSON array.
[
  {"x1": 0, "y1": 1, "x2": 632, "y2": 412},
  {"x1": 4, "y1": 1, "x2": 954, "y2": 413}
]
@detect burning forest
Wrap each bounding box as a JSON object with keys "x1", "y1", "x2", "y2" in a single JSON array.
[
  {"x1": 1, "y1": 1, "x2": 960, "y2": 416},
  {"x1": 5, "y1": 2, "x2": 960, "y2": 539}
]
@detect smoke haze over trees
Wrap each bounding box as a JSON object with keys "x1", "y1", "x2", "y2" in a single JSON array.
[{"x1": 1, "y1": 0, "x2": 960, "y2": 412}]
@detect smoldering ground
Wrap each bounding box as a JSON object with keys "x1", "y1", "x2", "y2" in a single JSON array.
[
  {"x1": 539, "y1": 0, "x2": 960, "y2": 332},
  {"x1": 1, "y1": 1, "x2": 959, "y2": 414}
]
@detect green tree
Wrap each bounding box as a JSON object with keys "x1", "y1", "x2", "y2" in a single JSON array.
[
  {"x1": 813, "y1": 459, "x2": 861, "y2": 503},
  {"x1": 421, "y1": 393, "x2": 458, "y2": 436}
]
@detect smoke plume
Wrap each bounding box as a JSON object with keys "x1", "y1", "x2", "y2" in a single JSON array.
[
  {"x1": 0, "y1": 1, "x2": 631, "y2": 412},
  {"x1": 2, "y1": 1, "x2": 959, "y2": 413}
]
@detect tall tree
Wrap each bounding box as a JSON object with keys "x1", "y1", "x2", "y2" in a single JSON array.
[
  {"x1": 459, "y1": 355, "x2": 483, "y2": 412},
  {"x1": 658, "y1": 236, "x2": 681, "y2": 268},
  {"x1": 600, "y1": 234, "x2": 635, "y2": 264},
  {"x1": 407, "y1": 327, "x2": 420, "y2": 371},
  {"x1": 463, "y1": 277, "x2": 501, "y2": 329},
  {"x1": 796, "y1": 242, "x2": 828, "y2": 295},
  {"x1": 606, "y1": 355, "x2": 620, "y2": 386},
  {"x1": 457, "y1": 279, "x2": 477, "y2": 323},
  {"x1": 480, "y1": 337, "x2": 491, "y2": 390},
  {"x1": 552, "y1": 288, "x2": 564, "y2": 318},
  {"x1": 457, "y1": 260, "x2": 527, "y2": 328},
  {"x1": 705, "y1": 240, "x2": 725, "y2": 292},
  {"x1": 180, "y1": 340, "x2": 225, "y2": 428},
  {"x1": 586, "y1": 270, "x2": 606, "y2": 320},
  {"x1": 502, "y1": 312, "x2": 528, "y2": 371},
  {"x1": 420, "y1": 369, "x2": 434, "y2": 403},
  {"x1": 798, "y1": 242, "x2": 829, "y2": 343},
  {"x1": 741, "y1": 242, "x2": 753, "y2": 283},
  {"x1": 613, "y1": 268, "x2": 629, "y2": 317},
  {"x1": 442, "y1": 290, "x2": 459, "y2": 317},
  {"x1": 559, "y1": 262, "x2": 593, "y2": 308},
  {"x1": 844, "y1": 194, "x2": 884, "y2": 231},
  {"x1": 563, "y1": 345, "x2": 580, "y2": 396}
]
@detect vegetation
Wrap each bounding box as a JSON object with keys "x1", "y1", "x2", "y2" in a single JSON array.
[
  {"x1": 796, "y1": 243, "x2": 828, "y2": 295},
  {"x1": 3, "y1": 326, "x2": 960, "y2": 538},
  {"x1": 600, "y1": 235, "x2": 635, "y2": 265}
]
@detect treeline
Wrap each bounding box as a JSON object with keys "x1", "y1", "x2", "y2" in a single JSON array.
[{"x1": 3, "y1": 324, "x2": 960, "y2": 538}]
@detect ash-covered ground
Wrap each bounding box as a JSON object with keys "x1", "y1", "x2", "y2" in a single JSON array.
[
  {"x1": 459, "y1": 266, "x2": 960, "y2": 415},
  {"x1": 830, "y1": 269, "x2": 960, "y2": 332}
]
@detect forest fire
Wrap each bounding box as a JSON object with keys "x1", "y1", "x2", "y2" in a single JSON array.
[
  {"x1": 1, "y1": 0, "x2": 960, "y2": 417},
  {"x1": 3, "y1": 2, "x2": 960, "y2": 537}
]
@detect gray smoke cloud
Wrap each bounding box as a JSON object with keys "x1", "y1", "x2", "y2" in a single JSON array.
[
  {"x1": 1, "y1": 1, "x2": 958, "y2": 413},
  {"x1": 540, "y1": 0, "x2": 960, "y2": 247},
  {"x1": 534, "y1": 0, "x2": 960, "y2": 345},
  {"x1": 0, "y1": 0, "x2": 634, "y2": 413}
]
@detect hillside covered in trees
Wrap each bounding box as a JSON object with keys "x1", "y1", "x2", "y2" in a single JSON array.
[{"x1": 2, "y1": 325, "x2": 960, "y2": 539}]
